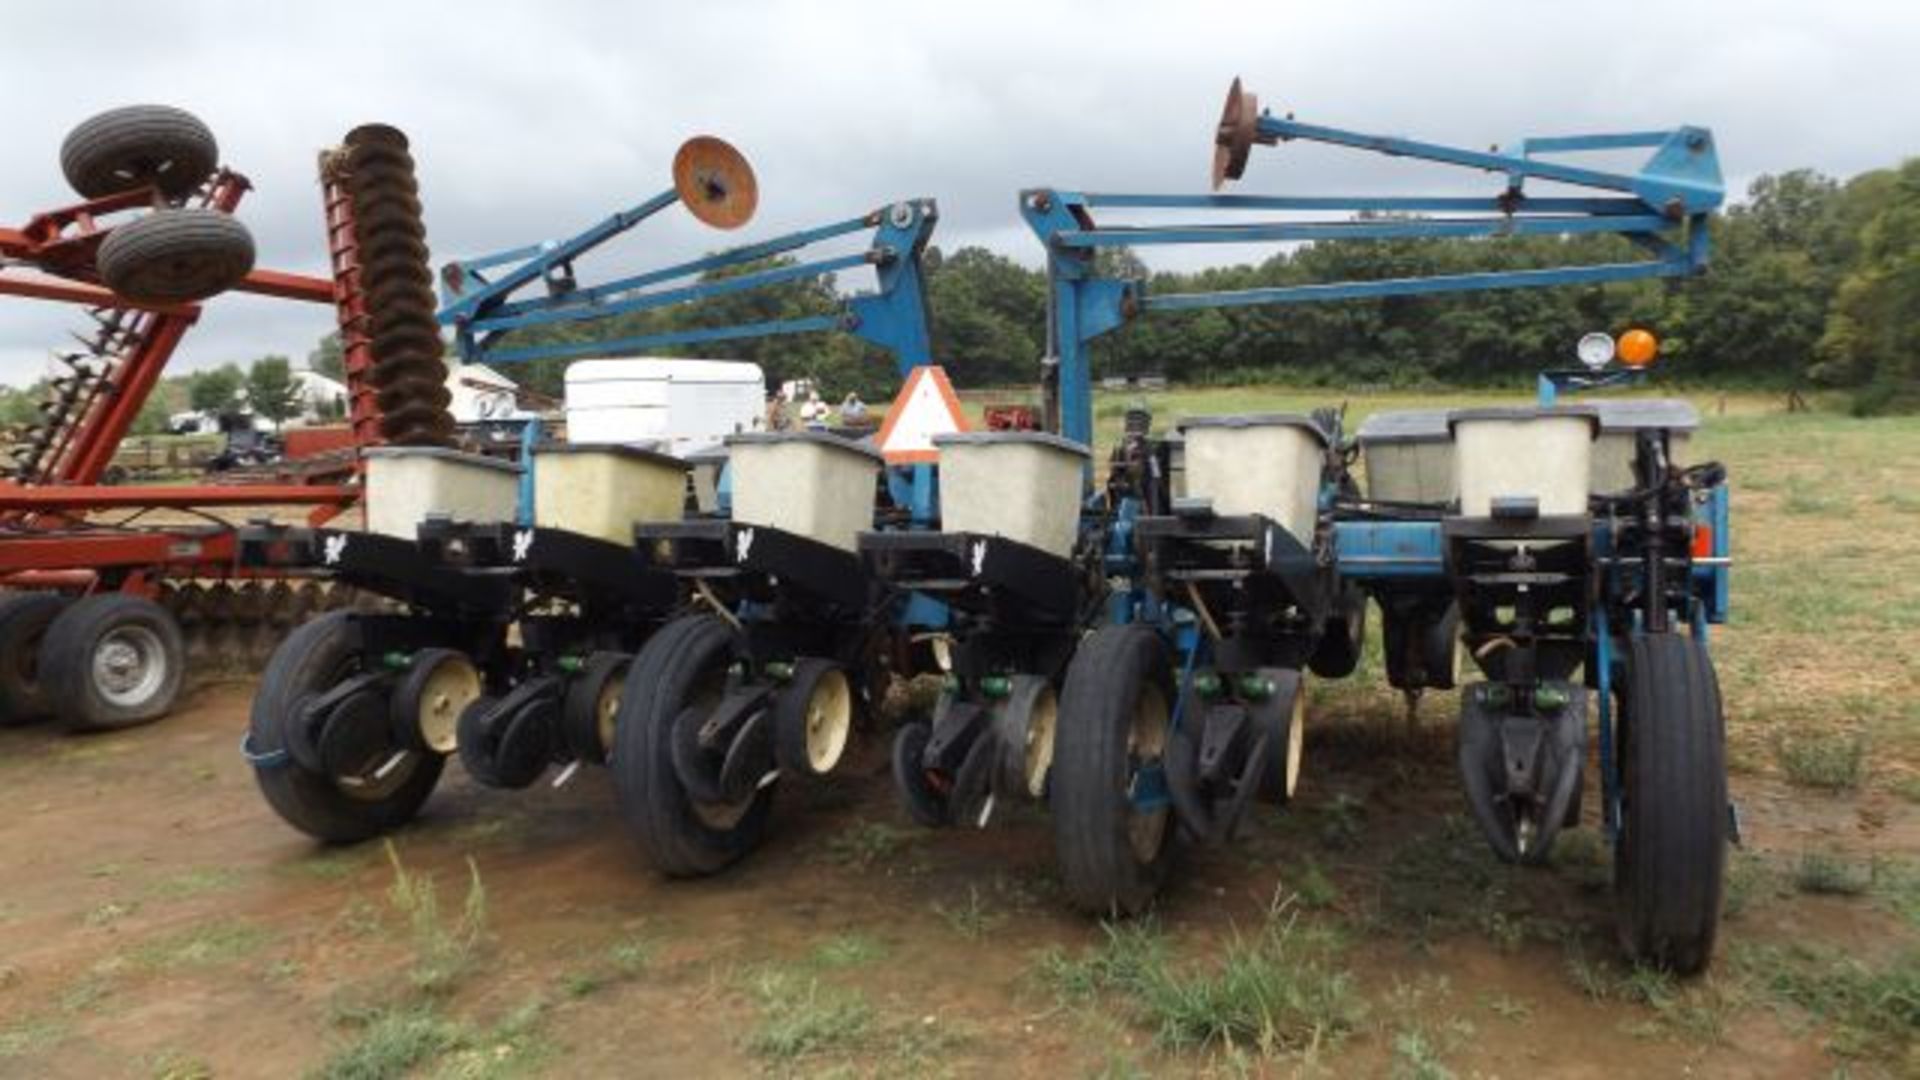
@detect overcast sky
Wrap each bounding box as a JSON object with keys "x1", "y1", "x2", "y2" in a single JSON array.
[{"x1": 2, "y1": 0, "x2": 1915, "y2": 388}]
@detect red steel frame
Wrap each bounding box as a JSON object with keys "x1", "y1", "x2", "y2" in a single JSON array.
[{"x1": 0, "y1": 166, "x2": 373, "y2": 592}]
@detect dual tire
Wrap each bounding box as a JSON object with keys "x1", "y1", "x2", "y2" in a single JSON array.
[{"x1": 0, "y1": 592, "x2": 184, "y2": 732}]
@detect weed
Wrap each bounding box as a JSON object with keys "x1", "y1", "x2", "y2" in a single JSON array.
[
  {"x1": 1563, "y1": 941, "x2": 1613, "y2": 1002},
  {"x1": 382, "y1": 841, "x2": 487, "y2": 995},
  {"x1": 933, "y1": 885, "x2": 1006, "y2": 941},
  {"x1": 144, "y1": 866, "x2": 241, "y2": 901},
  {"x1": 1037, "y1": 901, "x2": 1362, "y2": 1059},
  {"x1": 0, "y1": 1016, "x2": 64, "y2": 1060},
  {"x1": 147, "y1": 1050, "x2": 213, "y2": 1079},
  {"x1": 1795, "y1": 851, "x2": 1873, "y2": 897},
  {"x1": 1547, "y1": 828, "x2": 1612, "y2": 892},
  {"x1": 1486, "y1": 994, "x2": 1532, "y2": 1021},
  {"x1": 1293, "y1": 859, "x2": 1340, "y2": 910},
  {"x1": 132, "y1": 921, "x2": 268, "y2": 971},
  {"x1": 1736, "y1": 943, "x2": 1920, "y2": 1060},
  {"x1": 743, "y1": 968, "x2": 872, "y2": 1060},
  {"x1": 315, "y1": 1005, "x2": 466, "y2": 1080},
  {"x1": 811, "y1": 931, "x2": 886, "y2": 970},
  {"x1": 1390, "y1": 1028, "x2": 1456, "y2": 1079},
  {"x1": 85, "y1": 900, "x2": 138, "y2": 927},
  {"x1": 824, "y1": 821, "x2": 915, "y2": 870},
  {"x1": 607, "y1": 931, "x2": 654, "y2": 977},
  {"x1": 1723, "y1": 850, "x2": 1775, "y2": 918},
  {"x1": 1894, "y1": 775, "x2": 1920, "y2": 804},
  {"x1": 1781, "y1": 481, "x2": 1849, "y2": 517},
  {"x1": 560, "y1": 971, "x2": 602, "y2": 999},
  {"x1": 1317, "y1": 792, "x2": 1367, "y2": 851},
  {"x1": 1774, "y1": 731, "x2": 1868, "y2": 792}
]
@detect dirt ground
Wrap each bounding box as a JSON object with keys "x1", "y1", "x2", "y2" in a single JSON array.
[{"x1": 3, "y1": 394, "x2": 1917, "y2": 1078}]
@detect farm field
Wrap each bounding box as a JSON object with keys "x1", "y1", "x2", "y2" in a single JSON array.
[{"x1": 1, "y1": 386, "x2": 1917, "y2": 1078}]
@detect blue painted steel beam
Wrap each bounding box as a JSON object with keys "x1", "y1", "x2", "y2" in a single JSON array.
[
  {"x1": 1051, "y1": 213, "x2": 1671, "y2": 249},
  {"x1": 481, "y1": 315, "x2": 844, "y2": 366},
  {"x1": 439, "y1": 190, "x2": 681, "y2": 323},
  {"x1": 1080, "y1": 193, "x2": 1649, "y2": 215},
  {"x1": 1141, "y1": 259, "x2": 1684, "y2": 313}
]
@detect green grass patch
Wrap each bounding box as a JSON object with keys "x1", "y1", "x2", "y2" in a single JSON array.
[
  {"x1": 810, "y1": 931, "x2": 886, "y2": 970},
  {"x1": 382, "y1": 842, "x2": 487, "y2": 995},
  {"x1": 822, "y1": 821, "x2": 917, "y2": 871},
  {"x1": 132, "y1": 921, "x2": 269, "y2": 972},
  {"x1": 1037, "y1": 906, "x2": 1363, "y2": 1059},
  {"x1": 932, "y1": 884, "x2": 1006, "y2": 941},
  {"x1": 144, "y1": 866, "x2": 243, "y2": 902},
  {"x1": 314, "y1": 1005, "x2": 466, "y2": 1080},
  {"x1": 742, "y1": 967, "x2": 873, "y2": 1060},
  {"x1": 1774, "y1": 730, "x2": 1868, "y2": 792},
  {"x1": 1736, "y1": 943, "x2": 1920, "y2": 1060},
  {"x1": 1794, "y1": 851, "x2": 1874, "y2": 897}
]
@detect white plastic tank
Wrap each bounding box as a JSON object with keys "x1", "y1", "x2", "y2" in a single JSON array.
[
  {"x1": 725, "y1": 432, "x2": 883, "y2": 553},
  {"x1": 1179, "y1": 414, "x2": 1329, "y2": 544},
  {"x1": 363, "y1": 446, "x2": 521, "y2": 539},
  {"x1": 564, "y1": 358, "x2": 765, "y2": 455},
  {"x1": 1590, "y1": 400, "x2": 1698, "y2": 493},
  {"x1": 533, "y1": 443, "x2": 687, "y2": 545},
  {"x1": 1355, "y1": 409, "x2": 1455, "y2": 504},
  {"x1": 1449, "y1": 406, "x2": 1600, "y2": 518},
  {"x1": 933, "y1": 432, "x2": 1089, "y2": 559}
]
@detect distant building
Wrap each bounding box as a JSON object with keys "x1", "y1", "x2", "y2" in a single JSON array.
[{"x1": 293, "y1": 371, "x2": 348, "y2": 418}]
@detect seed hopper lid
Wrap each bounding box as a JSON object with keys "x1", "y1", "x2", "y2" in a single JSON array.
[
  {"x1": 725, "y1": 430, "x2": 886, "y2": 463},
  {"x1": 534, "y1": 441, "x2": 687, "y2": 470},
  {"x1": 1177, "y1": 412, "x2": 1331, "y2": 447},
  {"x1": 1446, "y1": 405, "x2": 1600, "y2": 437},
  {"x1": 932, "y1": 431, "x2": 1090, "y2": 458},
  {"x1": 1356, "y1": 409, "x2": 1452, "y2": 445},
  {"x1": 362, "y1": 445, "x2": 523, "y2": 473},
  {"x1": 1592, "y1": 399, "x2": 1700, "y2": 433}
]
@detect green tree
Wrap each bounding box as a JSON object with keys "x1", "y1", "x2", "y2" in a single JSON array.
[
  {"x1": 245, "y1": 356, "x2": 302, "y2": 427},
  {"x1": 1812, "y1": 159, "x2": 1920, "y2": 413},
  {"x1": 308, "y1": 332, "x2": 345, "y2": 382},
  {"x1": 188, "y1": 364, "x2": 243, "y2": 412}
]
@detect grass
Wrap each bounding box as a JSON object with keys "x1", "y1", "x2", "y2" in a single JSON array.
[
  {"x1": 932, "y1": 885, "x2": 1006, "y2": 941},
  {"x1": 314, "y1": 1005, "x2": 467, "y2": 1080},
  {"x1": 742, "y1": 967, "x2": 873, "y2": 1060},
  {"x1": 1037, "y1": 902, "x2": 1363, "y2": 1060},
  {"x1": 131, "y1": 921, "x2": 269, "y2": 972},
  {"x1": 1794, "y1": 851, "x2": 1874, "y2": 897},
  {"x1": 810, "y1": 931, "x2": 886, "y2": 969},
  {"x1": 823, "y1": 821, "x2": 917, "y2": 871},
  {"x1": 382, "y1": 841, "x2": 487, "y2": 995},
  {"x1": 1774, "y1": 731, "x2": 1869, "y2": 791},
  {"x1": 1736, "y1": 943, "x2": 1920, "y2": 1060}
]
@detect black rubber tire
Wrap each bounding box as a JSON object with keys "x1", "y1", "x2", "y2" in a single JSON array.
[
  {"x1": 562, "y1": 652, "x2": 629, "y2": 765},
  {"x1": 1384, "y1": 602, "x2": 1461, "y2": 691},
  {"x1": 60, "y1": 104, "x2": 217, "y2": 200},
  {"x1": 40, "y1": 594, "x2": 184, "y2": 732},
  {"x1": 1308, "y1": 584, "x2": 1367, "y2": 679},
  {"x1": 1051, "y1": 624, "x2": 1178, "y2": 917},
  {"x1": 249, "y1": 613, "x2": 443, "y2": 844},
  {"x1": 610, "y1": 615, "x2": 773, "y2": 877},
  {"x1": 0, "y1": 592, "x2": 70, "y2": 725},
  {"x1": 97, "y1": 209, "x2": 255, "y2": 304},
  {"x1": 891, "y1": 722, "x2": 950, "y2": 828},
  {"x1": 1614, "y1": 632, "x2": 1727, "y2": 975}
]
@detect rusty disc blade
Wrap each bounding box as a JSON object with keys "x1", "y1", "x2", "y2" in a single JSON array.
[
  {"x1": 1212, "y1": 77, "x2": 1258, "y2": 190},
  {"x1": 673, "y1": 136, "x2": 758, "y2": 230}
]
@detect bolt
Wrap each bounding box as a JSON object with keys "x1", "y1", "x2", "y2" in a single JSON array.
[
  {"x1": 1193, "y1": 671, "x2": 1223, "y2": 698},
  {"x1": 764, "y1": 661, "x2": 794, "y2": 682},
  {"x1": 980, "y1": 675, "x2": 1012, "y2": 699},
  {"x1": 1237, "y1": 674, "x2": 1276, "y2": 701}
]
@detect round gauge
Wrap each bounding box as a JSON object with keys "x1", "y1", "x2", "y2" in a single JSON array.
[{"x1": 1576, "y1": 331, "x2": 1616, "y2": 371}]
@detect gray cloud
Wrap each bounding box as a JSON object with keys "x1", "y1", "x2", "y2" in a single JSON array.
[{"x1": 3, "y1": 0, "x2": 1914, "y2": 386}]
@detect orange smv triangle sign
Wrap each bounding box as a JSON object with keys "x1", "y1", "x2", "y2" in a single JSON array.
[{"x1": 876, "y1": 365, "x2": 968, "y2": 464}]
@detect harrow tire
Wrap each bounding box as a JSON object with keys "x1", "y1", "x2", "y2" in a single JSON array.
[
  {"x1": 97, "y1": 209, "x2": 255, "y2": 305},
  {"x1": 249, "y1": 613, "x2": 442, "y2": 844},
  {"x1": 1051, "y1": 624, "x2": 1178, "y2": 917},
  {"x1": 610, "y1": 615, "x2": 772, "y2": 878},
  {"x1": 0, "y1": 592, "x2": 70, "y2": 726},
  {"x1": 1384, "y1": 602, "x2": 1461, "y2": 692},
  {"x1": 61, "y1": 104, "x2": 217, "y2": 200},
  {"x1": 41, "y1": 594, "x2": 183, "y2": 732},
  {"x1": 891, "y1": 721, "x2": 950, "y2": 828},
  {"x1": 1614, "y1": 632, "x2": 1727, "y2": 975}
]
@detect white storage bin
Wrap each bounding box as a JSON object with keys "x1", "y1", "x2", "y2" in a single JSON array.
[
  {"x1": 364, "y1": 446, "x2": 521, "y2": 540},
  {"x1": 1590, "y1": 400, "x2": 1698, "y2": 494},
  {"x1": 933, "y1": 432, "x2": 1089, "y2": 559},
  {"x1": 1449, "y1": 407, "x2": 1600, "y2": 518},
  {"x1": 726, "y1": 432, "x2": 883, "y2": 553},
  {"x1": 1179, "y1": 414, "x2": 1329, "y2": 544},
  {"x1": 533, "y1": 443, "x2": 687, "y2": 545},
  {"x1": 1356, "y1": 409, "x2": 1455, "y2": 504}
]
